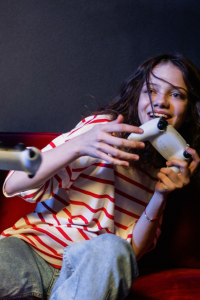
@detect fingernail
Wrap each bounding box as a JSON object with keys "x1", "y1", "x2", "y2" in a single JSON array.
[
  {"x1": 139, "y1": 129, "x2": 144, "y2": 133},
  {"x1": 140, "y1": 142, "x2": 145, "y2": 147}
]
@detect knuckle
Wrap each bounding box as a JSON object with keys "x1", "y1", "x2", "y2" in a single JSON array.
[
  {"x1": 96, "y1": 142, "x2": 102, "y2": 150},
  {"x1": 182, "y1": 161, "x2": 188, "y2": 168},
  {"x1": 178, "y1": 183, "x2": 184, "y2": 189},
  {"x1": 135, "y1": 141, "x2": 141, "y2": 148},
  {"x1": 95, "y1": 149, "x2": 101, "y2": 157},
  {"x1": 114, "y1": 149, "x2": 120, "y2": 157},
  {"x1": 110, "y1": 157, "x2": 116, "y2": 165},
  {"x1": 171, "y1": 186, "x2": 176, "y2": 192},
  {"x1": 184, "y1": 178, "x2": 190, "y2": 186},
  {"x1": 119, "y1": 139, "x2": 125, "y2": 147},
  {"x1": 168, "y1": 168, "x2": 173, "y2": 174},
  {"x1": 96, "y1": 133, "x2": 104, "y2": 142}
]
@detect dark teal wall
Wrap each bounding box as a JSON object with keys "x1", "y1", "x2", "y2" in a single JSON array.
[{"x1": 0, "y1": 0, "x2": 200, "y2": 132}]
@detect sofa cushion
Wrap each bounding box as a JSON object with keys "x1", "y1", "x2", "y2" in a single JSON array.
[{"x1": 127, "y1": 268, "x2": 200, "y2": 300}]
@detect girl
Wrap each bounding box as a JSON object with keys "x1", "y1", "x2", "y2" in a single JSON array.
[{"x1": 1, "y1": 54, "x2": 200, "y2": 300}]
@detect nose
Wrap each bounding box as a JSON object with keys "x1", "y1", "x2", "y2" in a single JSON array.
[{"x1": 153, "y1": 92, "x2": 169, "y2": 108}]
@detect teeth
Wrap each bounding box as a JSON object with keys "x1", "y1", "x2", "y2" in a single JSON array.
[{"x1": 149, "y1": 113, "x2": 169, "y2": 118}]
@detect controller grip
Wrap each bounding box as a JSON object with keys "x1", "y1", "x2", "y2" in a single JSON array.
[{"x1": 169, "y1": 166, "x2": 180, "y2": 174}]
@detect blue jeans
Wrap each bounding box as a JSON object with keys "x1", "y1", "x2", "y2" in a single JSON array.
[
  {"x1": 50, "y1": 234, "x2": 138, "y2": 300},
  {"x1": 0, "y1": 236, "x2": 60, "y2": 300},
  {"x1": 0, "y1": 234, "x2": 138, "y2": 300}
]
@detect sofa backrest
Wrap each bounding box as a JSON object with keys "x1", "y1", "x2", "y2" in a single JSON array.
[
  {"x1": 0, "y1": 132, "x2": 60, "y2": 234},
  {"x1": 138, "y1": 180, "x2": 200, "y2": 270}
]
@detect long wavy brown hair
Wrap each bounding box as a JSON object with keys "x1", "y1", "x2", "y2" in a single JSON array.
[{"x1": 88, "y1": 53, "x2": 200, "y2": 174}]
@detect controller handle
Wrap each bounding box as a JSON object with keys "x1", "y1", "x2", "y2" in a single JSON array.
[
  {"x1": 169, "y1": 150, "x2": 191, "y2": 174},
  {"x1": 128, "y1": 118, "x2": 191, "y2": 174},
  {"x1": 0, "y1": 144, "x2": 42, "y2": 177},
  {"x1": 128, "y1": 117, "x2": 168, "y2": 142}
]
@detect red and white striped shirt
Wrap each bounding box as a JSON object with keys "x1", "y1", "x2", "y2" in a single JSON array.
[{"x1": 1, "y1": 115, "x2": 162, "y2": 268}]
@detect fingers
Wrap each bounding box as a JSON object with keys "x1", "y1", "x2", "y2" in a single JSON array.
[
  {"x1": 156, "y1": 158, "x2": 190, "y2": 194},
  {"x1": 95, "y1": 115, "x2": 144, "y2": 149},
  {"x1": 157, "y1": 172, "x2": 177, "y2": 192},
  {"x1": 112, "y1": 114, "x2": 124, "y2": 124},
  {"x1": 80, "y1": 115, "x2": 145, "y2": 164},
  {"x1": 94, "y1": 151, "x2": 130, "y2": 167},
  {"x1": 98, "y1": 132, "x2": 145, "y2": 149},
  {"x1": 105, "y1": 122, "x2": 144, "y2": 134},
  {"x1": 93, "y1": 116, "x2": 145, "y2": 151},
  {"x1": 156, "y1": 149, "x2": 200, "y2": 194},
  {"x1": 185, "y1": 146, "x2": 200, "y2": 175},
  {"x1": 103, "y1": 115, "x2": 144, "y2": 135},
  {"x1": 166, "y1": 158, "x2": 191, "y2": 180},
  {"x1": 158, "y1": 166, "x2": 190, "y2": 189},
  {"x1": 166, "y1": 146, "x2": 200, "y2": 178},
  {"x1": 94, "y1": 142, "x2": 140, "y2": 163}
]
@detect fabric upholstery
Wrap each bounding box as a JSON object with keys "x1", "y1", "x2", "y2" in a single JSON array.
[
  {"x1": 127, "y1": 268, "x2": 200, "y2": 300},
  {"x1": 1, "y1": 132, "x2": 200, "y2": 299}
]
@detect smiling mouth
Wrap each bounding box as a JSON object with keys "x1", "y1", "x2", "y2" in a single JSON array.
[{"x1": 149, "y1": 112, "x2": 171, "y2": 119}]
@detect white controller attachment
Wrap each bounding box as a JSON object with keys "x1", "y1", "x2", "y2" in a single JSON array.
[
  {"x1": 128, "y1": 117, "x2": 191, "y2": 173},
  {"x1": 0, "y1": 142, "x2": 42, "y2": 178}
]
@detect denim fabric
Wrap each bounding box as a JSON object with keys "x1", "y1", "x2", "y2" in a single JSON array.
[
  {"x1": 0, "y1": 234, "x2": 138, "y2": 300},
  {"x1": 0, "y1": 237, "x2": 60, "y2": 300},
  {"x1": 50, "y1": 234, "x2": 138, "y2": 300}
]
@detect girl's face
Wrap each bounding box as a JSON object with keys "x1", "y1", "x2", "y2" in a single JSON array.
[{"x1": 138, "y1": 62, "x2": 188, "y2": 130}]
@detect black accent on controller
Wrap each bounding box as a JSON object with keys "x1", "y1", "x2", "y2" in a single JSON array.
[
  {"x1": 183, "y1": 151, "x2": 192, "y2": 159},
  {"x1": 0, "y1": 142, "x2": 27, "y2": 151},
  {"x1": 15, "y1": 143, "x2": 26, "y2": 151},
  {"x1": 157, "y1": 117, "x2": 169, "y2": 130},
  {"x1": 28, "y1": 174, "x2": 34, "y2": 178},
  {"x1": 29, "y1": 149, "x2": 36, "y2": 158}
]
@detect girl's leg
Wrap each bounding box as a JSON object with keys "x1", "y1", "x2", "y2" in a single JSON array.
[
  {"x1": 50, "y1": 234, "x2": 138, "y2": 300},
  {"x1": 0, "y1": 237, "x2": 58, "y2": 300}
]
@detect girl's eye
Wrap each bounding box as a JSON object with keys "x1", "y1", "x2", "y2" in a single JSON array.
[
  {"x1": 172, "y1": 93, "x2": 184, "y2": 99},
  {"x1": 143, "y1": 89, "x2": 156, "y2": 94}
]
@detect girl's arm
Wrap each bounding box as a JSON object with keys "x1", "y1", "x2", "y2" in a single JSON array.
[
  {"x1": 132, "y1": 146, "x2": 200, "y2": 260},
  {"x1": 5, "y1": 115, "x2": 145, "y2": 195}
]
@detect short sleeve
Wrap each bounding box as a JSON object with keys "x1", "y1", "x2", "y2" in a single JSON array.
[{"x1": 3, "y1": 115, "x2": 112, "y2": 203}]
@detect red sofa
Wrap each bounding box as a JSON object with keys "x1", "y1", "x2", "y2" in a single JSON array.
[{"x1": 1, "y1": 132, "x2": 200, "y2": 300}]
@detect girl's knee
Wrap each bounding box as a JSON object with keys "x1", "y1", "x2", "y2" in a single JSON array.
[
  {"x1": 96, "y1": 234, "x2": 133, "y2": 252},
  {"x1": 88, "y1": 234, "x2": 136, "y2": 264}
]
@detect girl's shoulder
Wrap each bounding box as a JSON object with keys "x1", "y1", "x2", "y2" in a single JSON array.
[
  {"x1": 62, "y1": 114, "x2": 112, "y2": 141},
  {"x1": 75, "y1": 114, "x2": 112, "y2": 128}
]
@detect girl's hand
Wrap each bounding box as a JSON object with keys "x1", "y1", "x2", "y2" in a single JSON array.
[
  {"x1": 75, "y1": 114, "x2": 145, "y2": 166},
  {"x1": 155, "y1": 146, "x2": 200, "y2": 194}
]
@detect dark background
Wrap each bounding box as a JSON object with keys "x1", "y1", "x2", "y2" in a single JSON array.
[{"x1": 0, "y1": 0, "x2": 200, "y2": 133}]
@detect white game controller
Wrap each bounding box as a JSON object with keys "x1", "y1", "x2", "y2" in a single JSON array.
[
  {"x1": 0, "y1": 143, "x2": 42, "y2": 177},
  {"x1": 128, "y1": 117, "x2": 191, "y2": 173}
]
